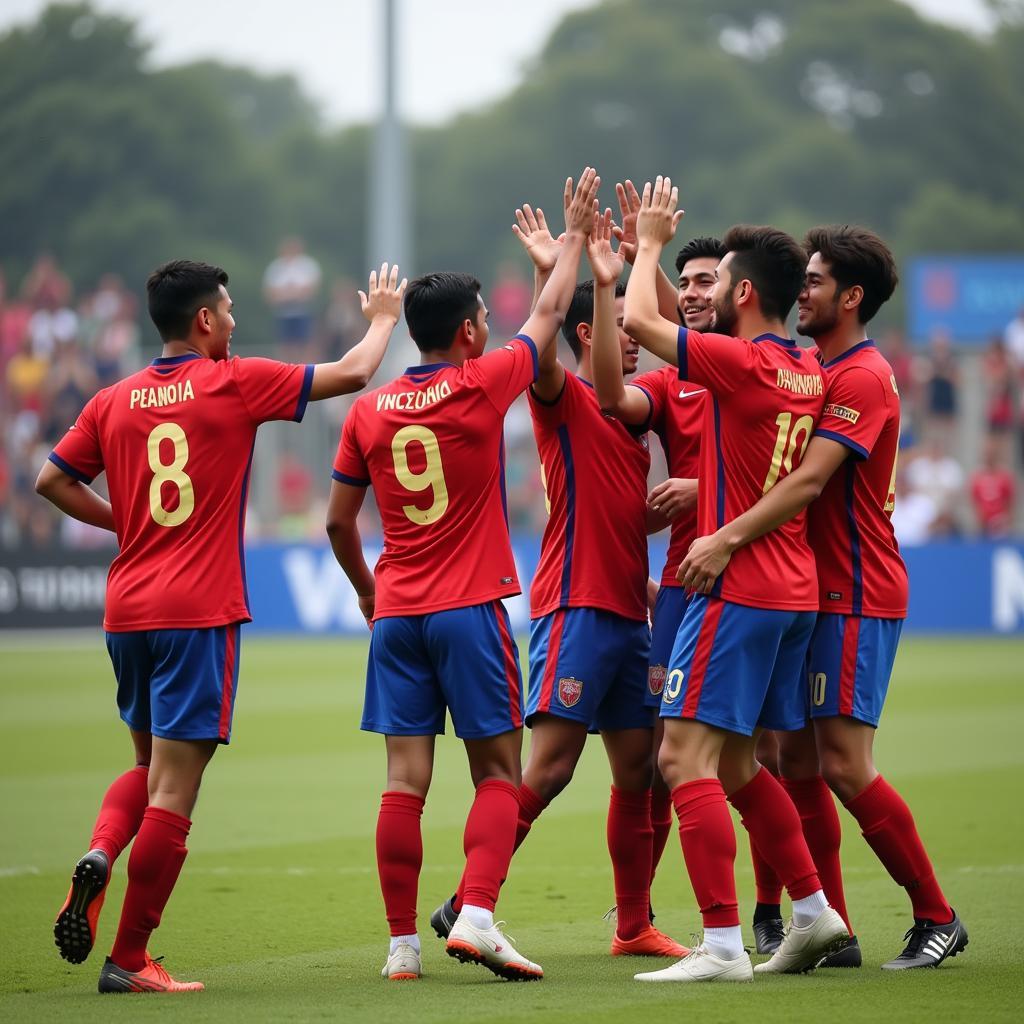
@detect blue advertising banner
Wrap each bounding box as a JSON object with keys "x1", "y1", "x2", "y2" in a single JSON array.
[
  {"x1": 907, "y1": 256, "x2": 1024, "y2": 343},
  {"x1": 243, "y1": 539, "x2": 1024, "y2": 636}
]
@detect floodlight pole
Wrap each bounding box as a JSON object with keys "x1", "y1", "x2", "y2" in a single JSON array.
[{"x1": 369, "y1": 0, "x2": 411, "y2": 373}]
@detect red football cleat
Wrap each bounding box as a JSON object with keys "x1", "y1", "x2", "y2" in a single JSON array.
[
  {"x1": 54, "y1": 849, "x2": 110, "y2": 964},
  {"x1": 98, "y1": 954, "x2": 204, "y2": 993},
  {"x1": 611, "y1": 924, "x2": 691, "y2": 958}
]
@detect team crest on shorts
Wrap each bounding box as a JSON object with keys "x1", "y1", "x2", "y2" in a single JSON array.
[
  {"x1": 558, "y1": 676, "x2": 583, "y2": 708},
  {"x1": 648, "y1": 664, "x2": 666, "y2": 697}
]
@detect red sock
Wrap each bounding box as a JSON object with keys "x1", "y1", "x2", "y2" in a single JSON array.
[
  {"x1": 375, "y1": 791, "x2": 424, "y2": 936},
  {"x1": 749, "y1": 834, "x2": 784, "y2": 906},
  {"x1": 649, "y1": 784, "x2": 673, "y2": 887},
  {"x1": 456, "y1": 782, "x2": 547, "y2": 911},
  {"x1": 844, "y1": 775, "x2": 952, "y2": 924},
  {"x1": 109, "y1": 806, "x2": 190, "y2": 972},
  {"x1": 460, "y1": 780, "x2": 519, "y2": 912},
  {"x1": 782, "y1": 776, "x2": 852, "y2": 933},
  {"x1": 89, "y1": 765, "x2": 149, "y2": 866},
  {"x1": 728, "y1": 767, "x2": 821, "y2": 901},
  {"x1": 671, "y1": 779, "x2": 738, "y2": 928},
  {"x1": 607, "y1": 787, "x2": 653, "y2": 940}
]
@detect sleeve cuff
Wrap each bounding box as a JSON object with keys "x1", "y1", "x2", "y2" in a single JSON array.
[
  {"x1": 48, "y1": 451, "x2": 93, "y2": 484},
  {"x1": 676, "y1": 326, "x2": 688, "y2": 381},
  {"x1": 293, "y1": 364, "x2": 315, "y2": 422},
  {"x1": 815, "y1": 428, "x2": 869, "y2": 460},
  {"x1": 331, "y1": 469, "x2": 370, "y2": 487},
  {"x1": 513, "y1": 333, "x2": 539, "y2": 383},
  {"x1": 630, "y1": 384, "x2": 656, "y2": 433}
]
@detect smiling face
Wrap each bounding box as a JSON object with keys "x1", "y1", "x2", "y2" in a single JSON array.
[
  {"x1": 677, "y1": 256, "x2": 719, "y2": 331},
  {"x1": 796, "y1": 252, "x2": 843, "y2": 339}
]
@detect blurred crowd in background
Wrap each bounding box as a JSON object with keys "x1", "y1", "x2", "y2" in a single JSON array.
[{"x1": 2, "y1": 245, "x2": 1022, "y2": 554}]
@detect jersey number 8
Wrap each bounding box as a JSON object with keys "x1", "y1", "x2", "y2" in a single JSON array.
[
  {"x1": 391, "y1": 425, "x2": 449, "y2": 525},
  {"x1": 147, "y1": 422, "x2": 195, "y2": 527}
]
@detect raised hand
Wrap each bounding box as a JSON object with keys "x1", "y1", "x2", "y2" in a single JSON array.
[
  {"x1": 612, "y1": 180, "x2": 642, "y2": 265},
  {"x1": 564, "y1": 166, "x2": 601, "y2": 237},
  {"x1": 637, "y1": 175, "x2": 685, "y2": 247},
  {"x1": 512, "y1": 204, "x2": 564, "y2": 273},
  {"x1": 586, "y1": 207, "x2": 625, "y2": 288},
  {"x1": 360, "y1": 263, "x2": 407, "y2": 322}
]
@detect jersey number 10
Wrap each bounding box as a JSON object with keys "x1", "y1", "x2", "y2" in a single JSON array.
[{"x1": 762, "y1": 412, "x2": 814, "y2": 494}]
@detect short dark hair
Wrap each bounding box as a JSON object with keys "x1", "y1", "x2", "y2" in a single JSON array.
[
  {"x1": 803, "y1": 225, "x2": 899, "y2": 324},
  {"x1": 146, "y1": 260, "x2": 228, "y2": 342},
  {"x1": 721, "y1": 225, "x2": 807, "y2": 322},
  {"x1": 675, "y1": 236, "x2": 726, "y2": 276},
  {"x1": 403, "y1": 272, "x2": 482, "y2": 352},
  {"x1": 561, "y1": 279, "x2": 627, "y2": 361}
]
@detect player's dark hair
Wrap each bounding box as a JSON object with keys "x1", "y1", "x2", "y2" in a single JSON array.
[
  {"x1": 803, "y1": 225, "x2": 899, "y2": 324},
  {"x1": 561, "y1": 279, "x2": 627, "y2": 361},
  {"x1": 146, "y1": 259, "x2": 229, "y2": 342},
  {"x1": 675, "y1": 236, "x2": 726, "y2": 276},
  {"x1": 721, "y1": 225, "x2": 806, "y2": 322},
  {"x1": 403, "y1": 272, "x2": 483, "y2": 352}
]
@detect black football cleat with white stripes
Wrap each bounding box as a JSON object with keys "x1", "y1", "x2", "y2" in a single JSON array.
[{"x1": 881, "y1": 911, "x2": 968, "y2": 969}]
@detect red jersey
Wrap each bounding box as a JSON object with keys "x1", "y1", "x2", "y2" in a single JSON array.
[
  {"x1": 50, "y1": 352, "x2": 313, "y2": 631},
  {"x1": 631, "y1": 366, "x2": 703, "y2": 587},
  {"x1": 970, "y1": 467, "x2": 1015, "y2": 534},
  {"x1": 333, "y1": 335, "x2": 538, "y2": 619},
  {"x1": 810, "y1": 340, "x2": 908, "y2": 618},
  {"x1": 530, "y1": 371, "x2": 650, "y2": 621},
  {"x1": 678, "y1": 328, "x2": 824, "y2": 611}
]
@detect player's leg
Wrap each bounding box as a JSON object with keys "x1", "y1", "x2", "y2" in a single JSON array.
[
  {"x1": 811, "y1": 615, "x2": 963, "y2": 969},
  {"x1": 649, "y1": 720, "x2": 673, "y2": 891},
  {"x1": 747, "y1": 729, "x2": 785, "y2": 953},
  {"x1": 362, "y1": 615, "x2": 443, "y2": 980},
  {"x1": 435, "y1": 601, "x2": 541, "y2": 980},
  {"x1": 55, "y1": 634, "x2": 154, "y2": 965}
]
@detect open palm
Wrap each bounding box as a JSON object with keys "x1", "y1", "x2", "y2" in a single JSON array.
[{"x1": 586, "y1": 208, "x2": 624, "y2": 287}]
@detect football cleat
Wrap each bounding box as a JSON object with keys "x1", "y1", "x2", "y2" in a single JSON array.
[
  {"x1": 381, "y1": 942, "x2": 422, "y2": 980},
  {"x1": 54, "y1": 849, "x2": 110, "y2": 964},
  {"x1": 752, "y1": 916, "x2": 785, "y2": 955},
  {"x1": 753, "y1": 907, "x2": 849, "y2": 974},
  {"x1": 611, "y1": 924, "x2": 690, "y2": 958},
  {"x1": 881, "y1": 912, "x2": 968, "y2": 970},
  {"x1": 430, "y1": 894, "x2": 459, "y2": 940},
  {"x1": 98, "y1": 955, "x2": 204, "y2": 993},
  {"x1": 446, "y1": 915, "x2": 543, "y2": 981},
  {"x1": 817, "y1": 934, "x2": 862, "y2": 968},
  {"x1": 634, "y1": 944, "x2": 752, "y2": 983}
]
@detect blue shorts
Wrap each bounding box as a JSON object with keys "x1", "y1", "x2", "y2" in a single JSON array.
[
  {"x1": 526, "y1": 608, "x2": 652, "y2": 732},
  {"x1": 105, "y1": 625, "x2": 242, "y2": 743},
  {"x1": 806, "y1": 614, "x2": 903, "y2": 727},
  {"x1": 646, "y1": 585, "x2": 691, "y2": 709},
  {"x1": 660, "y1": 595, "x2": 815, "y2": 736},
  {"x1": 363, "y1": 600, "x2": 523, "y2": 740}
]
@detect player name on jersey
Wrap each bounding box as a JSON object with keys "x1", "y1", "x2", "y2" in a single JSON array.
[
  {"x1": 376, "y1": 380, "x2": 452, "y2": 413},
  {"x1": 129, "y1": 380, "x2": 195, "y2": 410},
  {"x1": 776, "y1": 368, "x2": 824, "y2": 396}
]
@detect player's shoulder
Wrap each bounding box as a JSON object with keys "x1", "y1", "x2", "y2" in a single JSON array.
[{"x1": 823, "y1": 342, "x2": 896, "y2": 393}]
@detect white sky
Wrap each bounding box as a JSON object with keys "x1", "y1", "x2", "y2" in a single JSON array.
[{"x1": 0, "y1": 0, "x2": 995, "y2": 126}]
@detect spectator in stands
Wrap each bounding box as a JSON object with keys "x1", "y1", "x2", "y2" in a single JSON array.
[
  {"x1": 879, "y1": 328, "x2": 918, "y2": 448},
  {"x1": 262, "y1": 237, "x2": 322, "y2": 361},
  {"x1": 920, "y1": 327, "x2": 960, "y2": 448},
  {"x1": 82, "y1": 273, "x2": 140, "y2": 385},
  {"x1": 970, "y1": 435, "x2": 1016, "y2": 537},
  {"x1": 905, "y1": 439, "x2": 964, "y2": 538},
  {"x1": 322, "y1": 278, "x2": 365, "y2": 360},
  {"x1": 1004, "y1": 304, "x2": 1024, "y2": 369}
]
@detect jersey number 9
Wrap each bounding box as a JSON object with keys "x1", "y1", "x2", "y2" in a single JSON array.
[{"x1": 391, "y1": 425, "x2": 449, "y2": 525}]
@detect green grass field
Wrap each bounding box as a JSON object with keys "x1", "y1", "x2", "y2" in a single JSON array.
[{"x1": 1, "y1": 635, "x2": 1022, "y2": 1022}]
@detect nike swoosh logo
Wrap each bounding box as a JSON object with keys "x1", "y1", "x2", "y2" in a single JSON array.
[{"x1": 678, "y1": 388, "x2": 705, "y2": 399}]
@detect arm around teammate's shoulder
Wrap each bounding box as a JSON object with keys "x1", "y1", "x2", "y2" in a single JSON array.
[{"x1": 309, "y1": 264, "x2": 406, "y2": 401}]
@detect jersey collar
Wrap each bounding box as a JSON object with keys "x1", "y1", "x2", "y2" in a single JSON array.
[
  {"x1": 751, "y1": 333, "x2": 797, "y2": 347},
  {"x1": 405, "y1": 362, "x2": 455, "y2": 376},
  {"x1": 151, "y1": 353, "x2": 204, "y2": 367},
  {"x1": 819, "y1": 339, "x2": 876, "y2": 368}
]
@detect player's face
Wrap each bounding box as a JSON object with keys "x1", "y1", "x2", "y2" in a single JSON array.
[
  {"x1": 615, "y1": 295, "x2": 639, "y2": 374},
  {"x1": 797, "y1": 252, "x2": 842, "y2": 338},
  {"x1": 707, "y1": 254, "x2": 739, "y2": 336},
  {"x1": 677, "y1": 257, "x2": 718, "y2": 331},
  {"x1": 210, "y1": 285, "x2": 235, "y2": 360},
  {"x1": 468, "y1": 295, "x2": 489, "y2": 359}
]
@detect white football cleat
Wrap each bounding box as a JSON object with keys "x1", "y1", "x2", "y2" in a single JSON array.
[
  {"x1": 634, "y1": 944, "x2": 753, "y2": 983},
  {"x1": 381, "y1": 942, "x2": 421, "y2": 980},
  {"x1": 446, "y1": 915, "x2": 543, "y2": 981},
  {"x1": 753, "y1": 907, "x2": 849, "y2": 974}
]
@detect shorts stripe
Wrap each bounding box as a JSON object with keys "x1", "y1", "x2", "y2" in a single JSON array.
[
  {"x1": 838, "y1": 616, "x2": 860, "y2": 718},
  {"x1": 218, "y1": 625, "x2": 238, "y2": 741},
  {"x1": 682, "y1": 598, "x2": 725, "y2": 718},
  {"x1": 493, "y1": 602, "x2": 522, "y2": 729},
  {"x1": 537, "y1": 609, "x2": 566, "y2": 714}
]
